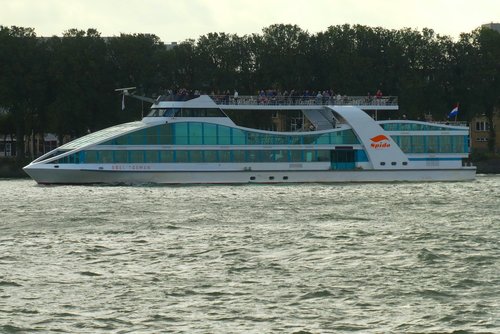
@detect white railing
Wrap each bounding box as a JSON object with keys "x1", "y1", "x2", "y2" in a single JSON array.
[
  {"x1": 432, "y1": 121, "x2": 469, "y2": 127},
  {"x1": 210, "y1": 95, "x2": 398, "y2": 106}
]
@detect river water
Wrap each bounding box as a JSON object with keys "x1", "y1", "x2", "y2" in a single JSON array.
[{"x1": 0, "y1": 176, "x2": 499, "y2": 333}]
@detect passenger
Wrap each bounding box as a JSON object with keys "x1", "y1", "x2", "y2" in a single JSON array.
[
  {"x1": 322, "y1": 90, "x2": 330, "y2": 104},
  {"x1": 233, "y1": 90, "x2": 239, "y2": 104},
  {"x1": 258, "y1": 90, "x2": 267, "y2": 104},
  {"x1": 316, "y1": 91, "x2": 323, "y2": 104}
]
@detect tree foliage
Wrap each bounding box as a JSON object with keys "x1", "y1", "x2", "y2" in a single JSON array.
[{"x1": 0, "y1": 23, "x2": 499, "y2": 158}]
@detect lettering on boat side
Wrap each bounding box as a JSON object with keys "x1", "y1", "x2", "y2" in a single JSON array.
[
  {"x1": 370, "y1": 135, "x2": 391, "y2": 149},
  {"x1": 111, "y1": 165, "x2": 152, "y2": 170}
]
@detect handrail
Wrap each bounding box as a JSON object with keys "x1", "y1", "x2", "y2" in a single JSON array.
[
  {"x1": 210, "y1": 95, "x2": 398, "y2": 106},
  {"x1": 432, "y1": 121, "x2": 469, "y2": 127}
]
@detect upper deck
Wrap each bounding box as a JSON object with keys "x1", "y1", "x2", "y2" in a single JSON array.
[{"x1": 154, "y1": 94, "x2": 399, "y2": 111}]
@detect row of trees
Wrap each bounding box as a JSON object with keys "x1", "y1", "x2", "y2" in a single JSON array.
[{"x1": 1, "y1": 24, "x2": 499, "y2": 160}]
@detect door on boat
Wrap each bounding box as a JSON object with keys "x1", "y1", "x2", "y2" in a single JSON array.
[{"x1": 330, "y1": 149, "x2": 355, "y2": 170}]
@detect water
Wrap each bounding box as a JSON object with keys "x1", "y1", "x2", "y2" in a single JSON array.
[{"x1": 1, "y1": 176, "x2": 499, "y2": 333}]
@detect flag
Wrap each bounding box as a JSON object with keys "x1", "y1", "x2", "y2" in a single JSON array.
[
  {"x1": 121, "y1": 94, "x2": 125, "y2": 110},
  {"x1": 448, "y1": 104, "x2": 459, "y2": 118}
]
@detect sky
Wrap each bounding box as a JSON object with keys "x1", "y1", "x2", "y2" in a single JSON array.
[{"x1": 1, "y1": 0, "x2": 499, "y2": 43}]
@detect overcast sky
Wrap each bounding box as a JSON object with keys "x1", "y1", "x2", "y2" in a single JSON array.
[{"x1": 1, "y1": 0, "x2": 498, "y2": 43}]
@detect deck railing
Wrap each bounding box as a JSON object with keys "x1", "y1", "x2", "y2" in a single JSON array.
[
  {"x1": 210, "y1": 95, "x2": 398, "y2": 107},
  {"x1": 432, "y1": 121, "x2": 469, "y2": 127}
]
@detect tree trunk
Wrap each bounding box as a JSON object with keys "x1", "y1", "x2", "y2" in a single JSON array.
[{"x1": 15, "y1": 122, "x2": 25, "y2": 163}]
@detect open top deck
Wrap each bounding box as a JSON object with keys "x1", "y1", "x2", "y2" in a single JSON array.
[{"x1": 154, "y1": 94, "x2": 399, "y2": 111}]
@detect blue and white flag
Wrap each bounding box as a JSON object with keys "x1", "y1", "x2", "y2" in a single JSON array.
[{"x1": 448, "y1": 104, "x2": 459, "y2": 118}]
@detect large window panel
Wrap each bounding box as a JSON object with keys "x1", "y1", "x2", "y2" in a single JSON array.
[
  {"x1": 454, "y1": 136, "x2": 465, "y2": 153},
  {"x1": 204, "y1": 150, "x2": 218, "y2": 162},
  {"x1": 175, "y1": 151, "x2": 189, "y2": 162},
  {"x1": 400, "y1": 136, "x2": 413, "y2": 153},
  {"x1": 290, "y1": 150, "x2": 303, "y2": 162},
  {"x1": 427, "y1": 136, "x2": 439, "y2": 153},
  {"x1": 159, "y1": 150, "x2": 174, "y2": 162},
  {"x1": 189, "y1": 123, "x2": 203, "y2": 145},
  {"x1": 317, "y1": 150, "x2": 330, "y2": 161},
  {"x1": 416, "y1": 136, "x2": 427, "y2": 153},
  {"x1": 305, "y1": 150, "x2": 315, "y2": 162},
  {"x1": 314, "y1": 134, "x2": 330, "y2": 144},
  {"x1": 219, "y1": 150, "x2": 233, "y2": 162},
  {"x1": 158, "y1": 124, "x2": 174, "y2": 144},
  {"x1": 114, "y1": 151, "x2": 128, "y2": 163},
  {"x1": 128, "y1": 129, "x2": 146, "y2": 145},
  {"x1": 144, "y1": 127, "x2": 159, "y2": 145},
  {"x1": 246, "y1": 150, "x2": 261, "y2": 162},
  {"x1": 203, "y1": 123, "x2": 218, "y2": 145},
  {"x1": 218, "y1": 126, "x2": 231, "y2": 145},
  {"x1": 130, "y1": 151, "x2": 144, "y2": 163},
  {"x1": 190, "y1": 150, "x2": 204, "y2": 162},
  {"x1": 439, "y1": 136, "x2": 451, "y2": 153},
  {"x1": 174, "y1": 123, "x2": 188, "y2": 145},
  {"x1": 84, "y1": 151, "x2": 98, "y2": 163},
  {"x1": 232, "y1": 151, "x2": 244, "y2": 162},
  {"x1": 232, "y1": 128, "x2": 246, "y2": 145},
  {"x1": 145, "y1": 150, "x2": 159, "y2": 163}
]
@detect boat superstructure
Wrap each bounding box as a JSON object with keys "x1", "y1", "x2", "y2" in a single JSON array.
[{"x1": 24, "y1": 93, "x2": 476, "y2": 184}]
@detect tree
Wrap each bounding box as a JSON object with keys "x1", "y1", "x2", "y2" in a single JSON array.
[
  {"x1": 0, "y1": 26, "x2": 46, "y2": 162},
  {"x1": 193, "y1": 32, "x2": 253, "y2": 92},
  {"x1": 251, "y1": 24, "x2": 312, "y2": 91}
]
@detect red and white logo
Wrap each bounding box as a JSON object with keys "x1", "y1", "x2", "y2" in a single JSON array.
[{"x1": 370, "y1": 135, "x2": 391, "y2": 149}]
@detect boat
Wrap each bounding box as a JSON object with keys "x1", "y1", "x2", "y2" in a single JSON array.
[{"x1": 23, "y1": 90, "x2": 476, "y2": 184}]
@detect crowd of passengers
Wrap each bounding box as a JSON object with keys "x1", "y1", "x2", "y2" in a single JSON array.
[{"x1": 158, "y1": 87, "x2": 388, "y2": 105}]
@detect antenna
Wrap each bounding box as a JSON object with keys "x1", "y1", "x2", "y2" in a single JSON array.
[
  {"x1": 115, "y1": 87, "x2": 137, "y2": 95},
  {"x1": 114, "y1": 87, "x2": 156, "y2": 104}
]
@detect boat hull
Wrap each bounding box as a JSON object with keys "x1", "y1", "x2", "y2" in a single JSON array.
[{"x1": 24, "y1": 166, "x2": 477, "y2": 185}]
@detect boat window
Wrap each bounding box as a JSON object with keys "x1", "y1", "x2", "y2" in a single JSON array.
[
  {"x1": 76, "y1": 148, "x2": 370, "y2": 164},
  {"x1": 148, "y1": 109, "x2": 161, "y2": 117},
  {"x1": 380, "y1": 122, "x2": 464, "y2": 131},
  {"x1": 178, "y1": 108, "x2": 225, "y2": 117},
  {"x1": 60, "y1": 122, "x2": 144, "y2": 150},
  {"x1": 163, "y1": 108, "x2": 179, "y2": 117},
  {"x1": 146, "y1": 108, "x2": 180, "y2": 117},
  {"x1": 102, "y1": 123, "x2": 360, "y2": 147},
  {"x1": 114, "y1": 151, "x2": 128, "y2": 163},
  {"x1": 395, "y1": 134, "x2": 468, "y2": 154}
]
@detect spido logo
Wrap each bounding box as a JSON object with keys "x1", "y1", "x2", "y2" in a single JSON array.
[{"x1": 370, "y1": 135, "x2": 391, "y2": 149}]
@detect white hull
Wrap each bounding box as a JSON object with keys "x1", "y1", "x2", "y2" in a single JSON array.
[{"x1": 24, "y1": 167, "x2": 477, "y2": 185}]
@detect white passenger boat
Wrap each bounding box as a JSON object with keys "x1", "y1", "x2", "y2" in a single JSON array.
[{"x1": 24, "y1": 91, "x2": 476, "y2": 184}]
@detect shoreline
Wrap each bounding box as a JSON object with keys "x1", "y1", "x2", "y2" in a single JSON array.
[
  {"x1": 0, "y1": 158, "x2": 30, "y2": 179},
  {"x1": 472, "y1": 158, "x2": 500, "y2": 174}
]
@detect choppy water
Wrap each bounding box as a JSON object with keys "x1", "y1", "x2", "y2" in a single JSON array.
[{"x1": 0, "y1": 176, "x2": 499, "y2": 333}]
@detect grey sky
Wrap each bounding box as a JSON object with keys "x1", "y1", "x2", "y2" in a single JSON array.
[{"x1": 1, "y1": 0, "x2": 498, "y2": 42}]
